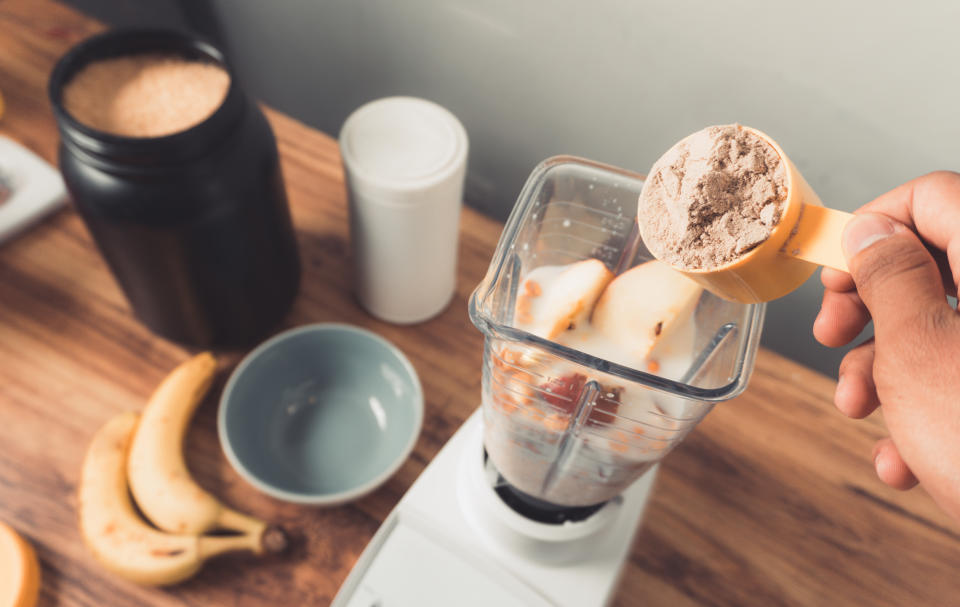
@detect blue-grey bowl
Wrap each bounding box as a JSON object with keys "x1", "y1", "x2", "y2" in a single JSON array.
[{"x1": 218, "y1": 323, "x2": 424, "y2": 505}]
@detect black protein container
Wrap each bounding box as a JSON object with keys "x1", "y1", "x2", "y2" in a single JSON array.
[{"x1": 48, "y1": 29, "x2": 300, "y2": 347}]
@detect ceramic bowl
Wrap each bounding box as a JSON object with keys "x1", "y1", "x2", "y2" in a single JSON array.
[{"x1": 219, "y1": 323, "x2": 423, "y2": 505}]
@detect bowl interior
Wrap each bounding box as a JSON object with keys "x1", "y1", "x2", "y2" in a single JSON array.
[{"x1": 222, "y1": 325, "x2": 422, "y2": 499}]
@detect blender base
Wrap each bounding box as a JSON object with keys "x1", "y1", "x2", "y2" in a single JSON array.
[
  {"x1": 488, "y1": 459, "x2": 610, "y2": 524},
  {"x1": 331, "y1": 408, "x2": 657, "y2": 607}
]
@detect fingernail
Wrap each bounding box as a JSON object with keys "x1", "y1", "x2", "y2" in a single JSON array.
[
  {"x1": 843, "y1": 213, "x2": 896, "y2": 260},
  {"x1": 813, "y1": 310, "x2": 827, "y2": 332},
  {"x1": 834, "y1": 374, "x2": 849, "y2": 407}
]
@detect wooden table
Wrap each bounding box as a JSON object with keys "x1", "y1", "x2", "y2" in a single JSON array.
[{"x1": 1, "y1": 2, "x2": 957, "y2": 605}]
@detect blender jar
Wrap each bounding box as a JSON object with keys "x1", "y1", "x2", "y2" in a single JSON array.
[{"x1": 469, "y1": 156, "x2": 765, "y2": 508}]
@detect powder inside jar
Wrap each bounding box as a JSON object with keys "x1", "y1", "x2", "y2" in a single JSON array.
[
  {"x1": 637, "y1": 124, "x2": 788, "y2": 271},
  {"x1": 62, "y1": 53, "x2": 230, "y2": 138}
]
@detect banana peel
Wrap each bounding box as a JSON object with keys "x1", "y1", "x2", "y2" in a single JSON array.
[
  {"x1": 79, "y1": 353, "x2": 287, "y2": 587},
  {"x1": 79, "y1": 412, "x2": 285, "y2": 586},
  {"x1": 127, "y1": 353, "x2": 265, "y2": 537}
]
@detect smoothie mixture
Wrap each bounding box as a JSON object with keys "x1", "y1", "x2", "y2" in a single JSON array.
[{"x1": 484, "y1": 258, "x2": 704, "y2": 506}]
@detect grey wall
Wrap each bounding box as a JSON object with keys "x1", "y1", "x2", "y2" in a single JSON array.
[
  {"x1": 61, "y1": 0, "x2": 187, "y2": 31},
  {"x1": 66, "y1": 0, "x2": 960, "y2": 376}
]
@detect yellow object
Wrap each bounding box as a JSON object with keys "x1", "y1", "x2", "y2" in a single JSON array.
[
  {"x1": 651, "y1": 126, "x2": 853, "y2": 303},
  {"x1": 79, "y1": 412, "x2": 266, "y2": 586},
  {"x1": 127, "y1": 353, "x2": 267, "y2": 537},
  {"x1": 0, "y1": 520, "x2": 40, "y2": 607}
]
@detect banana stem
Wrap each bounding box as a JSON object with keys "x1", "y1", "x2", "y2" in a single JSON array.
[
  {"x1": 216, "y1": 508, "x2": 268, "y2": 538},
  {"x1": 196, "y1": 533, "x2": 263, "y2": 560}
]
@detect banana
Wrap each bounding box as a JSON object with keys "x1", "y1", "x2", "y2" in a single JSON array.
[
  {"x1": 592, "y1": 260, "x2": 703, "y2": 359},
  {"x1": 127, "y1": 353, "x2": 267, "y2": 537},
  {"x1": 518, "y1": 259, "x2": 614, "y2": 339},
  {"x1": 79, "y1": 412, "x2": 270, "y2": 586}
]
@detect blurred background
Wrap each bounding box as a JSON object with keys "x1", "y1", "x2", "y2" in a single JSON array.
[{"x1": 65, "y1": 0, "x2": 960, "y2": 376}]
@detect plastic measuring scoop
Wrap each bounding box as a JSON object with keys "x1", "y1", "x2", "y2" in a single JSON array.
[{"x1": 640, "y1": 126, "x2": 853, "y2": 303}]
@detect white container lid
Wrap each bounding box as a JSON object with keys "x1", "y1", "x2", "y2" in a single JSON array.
[{"x1": 339, "y1": 97, "x2": 468, "y2": 204}]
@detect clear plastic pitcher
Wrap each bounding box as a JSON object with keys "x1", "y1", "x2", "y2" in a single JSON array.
[{"x1": 468, "y1": 157, "x2": 765, "y2": 507}]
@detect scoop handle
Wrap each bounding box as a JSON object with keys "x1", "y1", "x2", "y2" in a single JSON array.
[{"x1": 782, "y1": 205, "x2": 853, "y2": 272}]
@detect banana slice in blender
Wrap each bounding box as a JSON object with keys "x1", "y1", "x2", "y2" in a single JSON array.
[
  {"x1": 516, "y1": 259, "x2": 614, "y2": 340},
  {"x1": 592, "y1": 260, "x2": 703, "y2": 360}
]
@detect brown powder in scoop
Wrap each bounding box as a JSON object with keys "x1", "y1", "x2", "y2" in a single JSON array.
[
  {"x1": 637, "y1": 124, "x2": 787, "y2": 270},
  {"x1": 62, "y1": 53, "x2": 230, "y2": 138}
]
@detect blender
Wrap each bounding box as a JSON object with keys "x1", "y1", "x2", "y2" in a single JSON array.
[{"x1": 332, "y1": 157, "x2": 765, "y2": 607}]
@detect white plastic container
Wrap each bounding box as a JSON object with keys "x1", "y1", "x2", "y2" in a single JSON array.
[{"x1": 339, "y1": 97, "x2": 469, "y2": 324}]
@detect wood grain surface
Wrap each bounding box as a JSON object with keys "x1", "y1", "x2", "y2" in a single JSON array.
[{"x1": 0, "y1": 1, "x2": 957, "y2": 605}]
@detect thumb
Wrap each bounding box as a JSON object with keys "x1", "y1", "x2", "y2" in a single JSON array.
[{"x1": 843, "y1": 213, "x2": 947, "y2": 337}]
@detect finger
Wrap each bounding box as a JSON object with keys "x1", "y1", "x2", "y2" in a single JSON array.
[
  {"x1": 821, "y1": 267, "x2": 855, "y2": 293},
  {"x1": 873, "y1": 438, "x2": 919, "y2": 490},
  {"x1": 840, "y1": 217, "x2": 956, "y2": 298},
  {"x1": 857, "y1": 171, "x2": 960, "y2": 293},
  {"x1": 834, "y1": 339, "x2": 879, "y2": 419},
  {"x1": 931, "y1": 248, "x2": 958, "y2": 298},
  {"x1": 843, "y1": 213, "x2": 950, "y2": 342},
  {"x1": 815, "y1": 288, "x2": 871, "y2": 347}
]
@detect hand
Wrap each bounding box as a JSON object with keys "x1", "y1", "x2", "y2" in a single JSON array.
[{"x1": 813, "y1": 171, "x2": 960, "y2": 522}]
